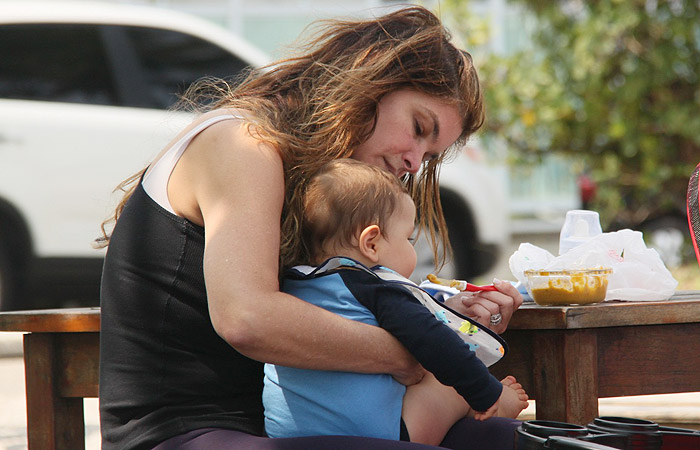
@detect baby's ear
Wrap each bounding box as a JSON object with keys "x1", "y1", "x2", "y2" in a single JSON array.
[{"x1": 358, "y1": 225, "x2": 382, "y2": 262}]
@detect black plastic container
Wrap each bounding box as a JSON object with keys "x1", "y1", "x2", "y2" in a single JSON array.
[
  {"x1": 546, "y1": 436, "x2": 622, "y2": 450},
  {"x1": 516, "y1": 421, "x2": 598, "y2": 450},
  {"x1": 515, "y1": 417, "x2": 700, "y2": 450},
  {"x1": 587, "y1": 417, "x2": 663, "y2": 450},
  {"x1": 657, "y1": 425, "x2": 700, "y2": 449}
]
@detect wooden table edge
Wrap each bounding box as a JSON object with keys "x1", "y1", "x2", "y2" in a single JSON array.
[
  {"x1": 0, "y1": 307, "x2": 101, "y2": 333},
  {"x1": 509, "y1": 290, "x2": 700, "y2": 330}
]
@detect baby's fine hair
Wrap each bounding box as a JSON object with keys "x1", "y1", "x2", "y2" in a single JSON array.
[{"x1": 301, "y1": 159, "x2": 410, "y2": 263}]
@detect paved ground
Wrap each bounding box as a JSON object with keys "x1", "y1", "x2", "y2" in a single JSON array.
[{"x1": 1, "y1": 231, "x2": 698, "y2": 448}]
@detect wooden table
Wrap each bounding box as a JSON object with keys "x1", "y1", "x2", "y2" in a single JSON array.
[
  {"x1": 491, "y1": 290, "x2": 700, "y2": 425},
  {"x1": 0, "y1": 307, "x2": 99, "y2": 450},
  {"x1": 1, "y1": 293, "x2": 700, "y2": 448}
]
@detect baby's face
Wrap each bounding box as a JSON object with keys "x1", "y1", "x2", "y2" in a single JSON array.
[{"x1": 375, "y1": 193, "x2": 417, "y2": 278}]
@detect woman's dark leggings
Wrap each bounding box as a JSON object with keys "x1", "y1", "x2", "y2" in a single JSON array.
[{"x1": 153, "y1": 417, "x2": 521, "y2": 450}]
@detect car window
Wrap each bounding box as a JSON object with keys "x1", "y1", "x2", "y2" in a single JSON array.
[
  {"x1": 121, "y1": 25, "x2": 251, "y2": 109},
  {"x1": 0, "y1": 23, "x2": 118, "y2": 105},
  {"x1": 0, "y1": 23, "x2": 252, "y2": 110}
]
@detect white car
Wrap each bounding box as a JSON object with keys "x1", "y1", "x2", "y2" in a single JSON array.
[
  {"x1": 0, "y1": 1, "x2": 508, "y2": 310},
  {"x1": 414, "y1": 144, "x2": 508, "y2": 283}
]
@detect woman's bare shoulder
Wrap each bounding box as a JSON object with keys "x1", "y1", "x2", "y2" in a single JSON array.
[
  {"x1": 168, "y1": 109, "x2": 284, "y2": 224},
  {"x1": 190, "y1": 110, "x2": 281, "y2": 170}
]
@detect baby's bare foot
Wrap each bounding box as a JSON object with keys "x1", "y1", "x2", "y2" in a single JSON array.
[
  {"x1": 497, "y1": 376, "x2": 529, "y2": 418},
  {"x1": 500, "y1": 375, "x2": 518, "y2": 388}
]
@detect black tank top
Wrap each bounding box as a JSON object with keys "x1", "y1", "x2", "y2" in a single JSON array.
[{"x1": 99, "y1": 183, "x2": 264, "y2": 450}]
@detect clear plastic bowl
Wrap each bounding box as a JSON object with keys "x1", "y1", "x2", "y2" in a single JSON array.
[{"x1": 524, "y1": 268, "x2": 613, "y2": 306}]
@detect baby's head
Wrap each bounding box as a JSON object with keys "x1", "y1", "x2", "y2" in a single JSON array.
[{"x1": 301, "y1": 159, "x2": 417, "y2": 277}]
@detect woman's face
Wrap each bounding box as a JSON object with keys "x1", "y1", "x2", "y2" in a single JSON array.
[{"x1": 351, "y1": 89, "x2": 463, "y2": 178}]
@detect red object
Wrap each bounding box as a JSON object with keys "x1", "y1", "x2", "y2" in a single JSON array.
[
  {"x1": 578, "y1": 174, "x2": 597, "y2": 205},
  {"x1": 463, "y1": 283, "x2": 498, "y2": 292},
  {"x1": 688, "y1": 162, "x2": 700, "y2": 269}
]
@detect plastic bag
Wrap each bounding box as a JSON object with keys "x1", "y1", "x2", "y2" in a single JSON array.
[{"x1": 509, "y1": 229, "x2": 678, "y2": 301}]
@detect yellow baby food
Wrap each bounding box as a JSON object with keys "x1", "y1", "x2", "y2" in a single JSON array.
[{"x1": 525, "y1": 268, "x2": 612, "y2": 306}]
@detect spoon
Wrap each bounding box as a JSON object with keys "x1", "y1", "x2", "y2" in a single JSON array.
[{"x1": 426, "y1": 273, "x2": 498, "y2": 292}]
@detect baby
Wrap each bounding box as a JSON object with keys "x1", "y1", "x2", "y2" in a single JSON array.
[{"x1": 263, "y1": 159, "x2": 528, "y2": 445}]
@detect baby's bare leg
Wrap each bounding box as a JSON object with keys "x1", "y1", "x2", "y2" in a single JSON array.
[
  {"x1": 401, "y1": 372, "x2": 471, "y2": 446},
  {"x1": 496, "y1": 375, "x2": 529, "y2": 419}
]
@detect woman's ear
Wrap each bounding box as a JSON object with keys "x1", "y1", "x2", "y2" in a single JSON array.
[{"x1": 358, "y1": 225, "x2": 382, "y2": 263}]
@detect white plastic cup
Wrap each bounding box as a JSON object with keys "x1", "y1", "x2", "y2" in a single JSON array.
[{"x1": 558, "y1": 210, "x2": 603, "y2": 255}]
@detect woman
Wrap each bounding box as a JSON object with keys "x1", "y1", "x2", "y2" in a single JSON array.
[{"x1": 97, "y1": 6, "x2": 523, "y2": 450}]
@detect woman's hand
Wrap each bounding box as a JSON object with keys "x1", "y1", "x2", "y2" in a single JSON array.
[{"x1": 444, "y1": 279, "x2": 523, "y2": 334}]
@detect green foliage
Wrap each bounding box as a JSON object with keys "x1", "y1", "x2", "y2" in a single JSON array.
[{"x1": 443, "y1": 0, "x2": 700, "y2": 227}]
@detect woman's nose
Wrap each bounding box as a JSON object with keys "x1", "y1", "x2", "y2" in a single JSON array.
[{"x1": 402, "y1": 148, "x2": 424, "y2": 174}]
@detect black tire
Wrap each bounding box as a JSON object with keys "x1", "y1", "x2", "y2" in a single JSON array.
[
  {"x1": 444, "y1": 210, "x2": 476, "y2": 280},
  {"x1": 413, "y1": 191, "x2": 498, "y2": 282},
  {"x1": 0, "y1": 241, "x2": 22, "y2": 311},
  {"x1": 411, "y1": 213, "x2": 467, "y2": 282}
]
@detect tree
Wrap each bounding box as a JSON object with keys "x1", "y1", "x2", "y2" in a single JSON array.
[{"x1": 443, "y1": 0, "x2": 700, "y2": 233}]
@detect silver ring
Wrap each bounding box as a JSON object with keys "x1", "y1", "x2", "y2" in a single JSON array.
[{"x1": 489, "y1": 313, "x2": 503, "y2": 326}]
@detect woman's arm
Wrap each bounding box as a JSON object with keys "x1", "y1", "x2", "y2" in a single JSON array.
[{"x1": 167, "y1": 117, "x2": 423, "y2": 384}]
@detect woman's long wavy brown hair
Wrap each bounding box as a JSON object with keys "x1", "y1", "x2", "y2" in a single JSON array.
[{"x1": 97, "y1": 5, "x2": 484, "y2": 272}]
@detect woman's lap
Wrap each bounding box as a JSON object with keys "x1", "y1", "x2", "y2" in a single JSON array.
[
  {"x1": 152, "y1": 418, "x2": 521, "y2": 450},
  {"x1": 440, "y1": 417, "x2": 521, "y2": 450},
  {"x1": 153, "y1": 429, "x2": 441, "y2": 450}
]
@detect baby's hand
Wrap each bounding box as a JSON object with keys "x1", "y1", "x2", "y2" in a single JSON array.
[{"x1": 473, "y1": 399, "x2": 499, "y2": 421}]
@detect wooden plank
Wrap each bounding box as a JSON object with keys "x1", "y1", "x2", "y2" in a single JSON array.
[
  {"x1": 24, "y1": 333, "x2": 85, "y2": 450},
  {"x1": 560, "y1": 330, "x2": 599, "y2": 424},
  {"x1": 491, "y1": 330, "x2": 535, "y2": 394},
  {"x1": 0, "y1": 308, "x2": 100, "y2": 333},
  {"x1": 565, "y1": 298, "x2": 700, "y2": 329},
  {"x1": 596, "y1": 323, "x2": 700, "y2": 398},
  {"x1": 528, "y1": 329, "x2": 599, "y2": 424},
  {"x1": 57, "y1": 333, "x2": 100, "y2": 398},
  {"x1": 509, "y1": 291, "x2": 700, "y2": 330},
  {"x1": 508, "y1": 305, "x2": 570, "y2": 329},
  {"x1": 24, "y1": 333, "x2": 57, "y2": 450}
]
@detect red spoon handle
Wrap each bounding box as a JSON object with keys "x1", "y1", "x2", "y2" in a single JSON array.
[{"x1": 464, "y1": 283, "x2": 498, "y2": 292}]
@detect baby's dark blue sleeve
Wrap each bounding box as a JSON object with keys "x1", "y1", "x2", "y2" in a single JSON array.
[{"x1": 340, "y1": 270, "x2": 502, "y2": 412}]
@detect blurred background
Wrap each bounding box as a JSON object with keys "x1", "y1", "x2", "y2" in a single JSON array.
[
  {"x1": 0, "y1": 0, "x2": 699, "y2": 447},
  {"x1": 1, "y1": 0, "x2": 697, "y2": 314},
  {"x1": 1, "y1": 0, "x2": 698, "y2": 312}
]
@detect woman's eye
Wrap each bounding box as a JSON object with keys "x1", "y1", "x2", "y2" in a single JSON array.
[{"x1": 414, "y1": 120, "x2": 424, "y2": 136}]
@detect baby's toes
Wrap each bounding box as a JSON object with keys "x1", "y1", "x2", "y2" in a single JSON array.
[{"x1": 500, "y1": 376, "x2": 517, "y2": 386}]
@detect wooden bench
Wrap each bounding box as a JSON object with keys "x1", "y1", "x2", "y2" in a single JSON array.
[
  {"x1": 2, "y1": 291, "x2": 700, "y2": 448},
  {"x1": 0, "y1": 307, "x2": 99, "y2": 450}
]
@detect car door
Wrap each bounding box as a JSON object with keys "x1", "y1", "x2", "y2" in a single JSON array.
[
  {"x1": 0, "y1": 23, "x2": 194, "y2": 258},
  {"x1": 0, "y1": 19, "x2": 258, "y2": 309}
]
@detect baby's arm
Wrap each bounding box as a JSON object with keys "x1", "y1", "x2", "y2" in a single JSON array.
[
  {"x1": 346, "y1": 276, "x2": 503, "y2": 408},
  {"x1": 346, "y1": 275, "x2": 530, "y2": 443}
]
